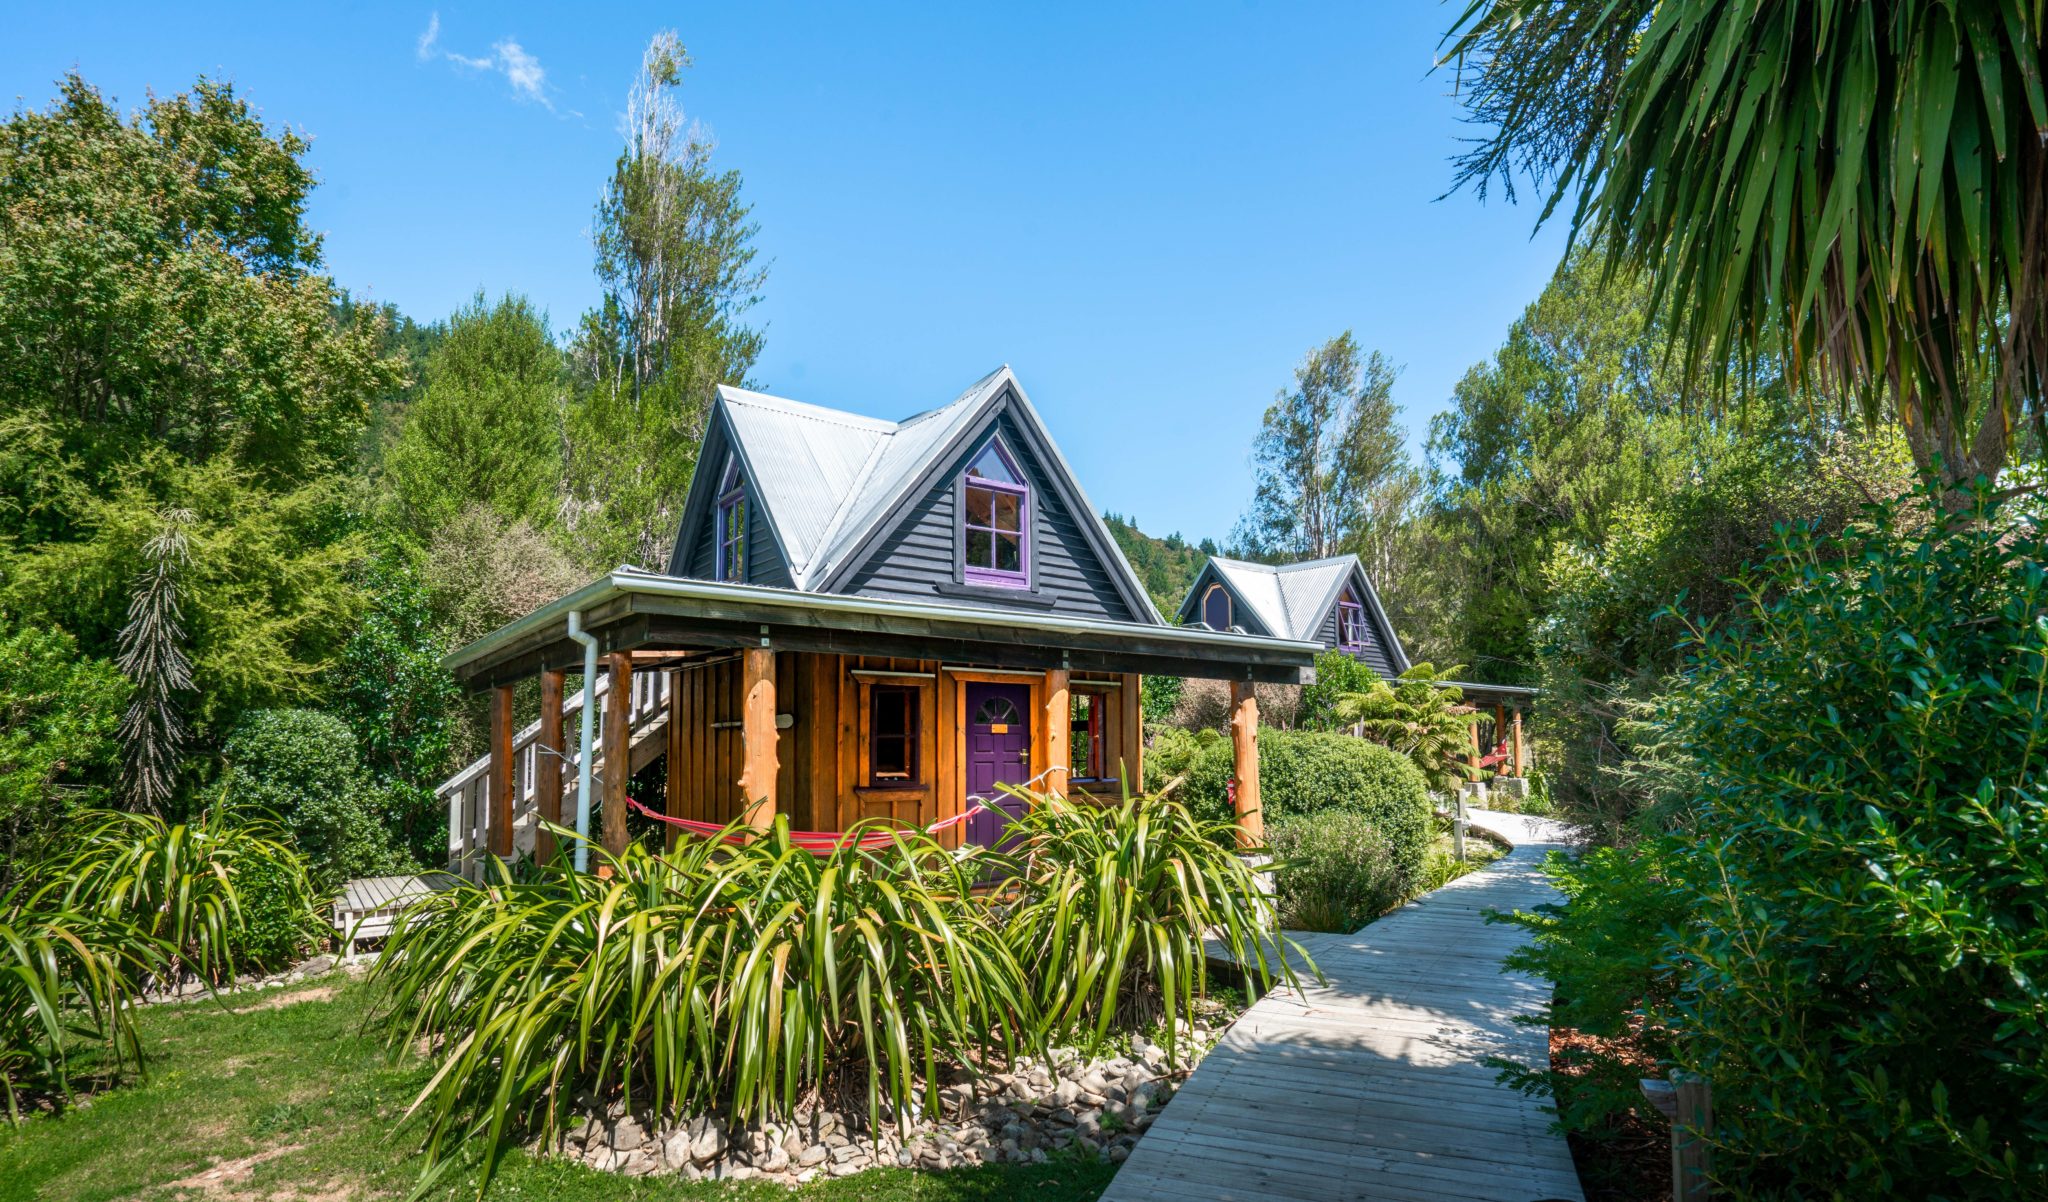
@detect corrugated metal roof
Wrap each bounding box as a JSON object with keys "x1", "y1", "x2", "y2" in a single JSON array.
[
  {"x1": 719, "y1": 387, "x2": 891, "y2": 579},
  {"x1": 1209, "y1": 555, "x2": 1356, "y2": 641},
  {"x1": 699, "y1": 366, "x2": 1163, "y2": 624}
]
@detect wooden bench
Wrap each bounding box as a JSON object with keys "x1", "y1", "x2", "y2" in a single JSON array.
[{"x1": 332, "y1": 873, "x2": 462, "y2": 956}]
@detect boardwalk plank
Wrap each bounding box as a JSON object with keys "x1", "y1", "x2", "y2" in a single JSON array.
[{"x1": 1103, "y1": 810, "x2": 1584, "y2": 1202}]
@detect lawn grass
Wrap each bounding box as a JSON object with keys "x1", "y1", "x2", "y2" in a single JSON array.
[{"x1": 0, "y1": 977, "x2": 1118, "y2": 1202}]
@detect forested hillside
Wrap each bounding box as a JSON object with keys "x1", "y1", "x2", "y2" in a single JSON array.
[
  {"x1": 0, "y1": 37, "x2": 760, "y2": 883},
  {"x1": 1101, "y1": 514, "x2": 1214, "y2": 618}
]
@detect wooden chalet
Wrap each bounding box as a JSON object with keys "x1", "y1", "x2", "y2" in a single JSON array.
[
  {"x1": 1176, "y1": 554, "x2": 1409, "y2": 679},
  {"x1": 440, "y1": 368, "x2": 1317, "y2": 874}
]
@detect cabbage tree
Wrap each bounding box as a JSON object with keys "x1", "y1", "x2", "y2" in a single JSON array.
[{"x1": 1441, "y1": 1, "x2": 2048, "y2": 487}]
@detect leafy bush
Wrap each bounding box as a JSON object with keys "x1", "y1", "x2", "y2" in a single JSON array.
[
  {"x1": 1652, "y1": 487, "x2": 2048, "y2": 1198},
  {"x1": 1507, "y1": 487, "x2": 2048, "y2": 1198},
  {"x1": 1141, "y1": 725, "x2": 1221, "y2": 793},
  {"x1": 1179, "y1": 730, "x2": 1432, "y2": 883},
  {"x1": 373, "y1": 816, "x2": 1034, "y2": 1193},
  {"x1": 0, "y1": 622, "x2": 128, "y2": 875},
  {"x1": 222, "y1": 708, "x2": 409, "y2": 892},
  {"x1": 1491, "y1": 844, "x2": 1688, "y2": 1143},
  {"x1": 1296, "y1": 649, "x2": 1381, "y2": 730},
  {"x1": 1266, "y1": 814, "x2": 1407, "y2": 933},
  {"x1": 36, "y1": 807, "x2": 323, "y2": 980},
  {"x1": 1001, "y1": 789, "x2": 1306, "y2": 1062}
]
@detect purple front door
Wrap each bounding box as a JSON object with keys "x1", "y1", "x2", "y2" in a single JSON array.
[{"x1": 964, "y1": 682, "x2": 1032, "y2": 849}]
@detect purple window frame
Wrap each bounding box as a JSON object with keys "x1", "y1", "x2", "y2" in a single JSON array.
[
  {"x1": 867, "y1": 684, "x2": 920, "y2": 787},
  {"x1": 1202, "y1": 584, "x2": 1231, "y2": 630},
  {"x1": 1338, "y1": 596, "x2": 1367, "y2": 650},
  {"x1": 961, "y1": 441, "x2": 1029, "y2": 588},
  {"x1": 715, "y1": 470, "x2": 747, "y2": 583}
]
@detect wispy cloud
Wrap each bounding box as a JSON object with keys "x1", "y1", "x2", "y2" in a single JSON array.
[
  {"x1": 492, "y1": 40, "x2": 548, "y2": 105},
  {"x1": 416, "y1": 14, "x2": 555, "y2": 110}
]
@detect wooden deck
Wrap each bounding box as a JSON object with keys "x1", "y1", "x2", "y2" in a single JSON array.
[{"x1": 1103, "y1": 809, "x2": 1585, "y2": 1202}]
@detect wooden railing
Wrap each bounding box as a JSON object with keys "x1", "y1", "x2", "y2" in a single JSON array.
[{"x1": 437, "y1": 668, "x2": 672, "y2": 880}]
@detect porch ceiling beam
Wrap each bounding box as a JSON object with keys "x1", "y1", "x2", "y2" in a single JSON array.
[{"x1": 456, "y1": 613, "x2": 1306, "y2": 689}]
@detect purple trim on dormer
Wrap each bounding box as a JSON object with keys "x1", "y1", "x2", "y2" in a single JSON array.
[
  {"x1": 1338, "y1": 594, "x2": 1366, "y2": 651},
  {"x1": 961, "y1": 439, "x2": 1029, "y2": 588}
]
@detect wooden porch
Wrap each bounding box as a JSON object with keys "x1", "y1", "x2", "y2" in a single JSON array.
[{"x1": 439, "y1": 570, "x2": 1314, "y2": 873}]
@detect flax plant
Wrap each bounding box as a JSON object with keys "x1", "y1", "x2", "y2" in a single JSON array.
[
  {"x1": 997, "y1": 786, "x2": 1310, "y2": 1067},
  {"x1": 35, "y1": 806, "x2": 317, "y2": 985},
  {"x1": 0, "y1": 897, "x2": 148, "y2": 1121},
  {"x1": 372, "y1": 813, "x2": 1034, "y2": 1195}
]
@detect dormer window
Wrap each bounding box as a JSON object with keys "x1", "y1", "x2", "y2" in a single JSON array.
[
  {"x1": 716, "y1": 460, "x2": 747, "y2": 583},
  {"x1": 1338, "y1": 591, "x2": 1367, "y2": 650},
  {"x1": 1202, "y1": 583, "x2": 1232, "y2": 630},
  {"x1": 962, "y1": 439, "x2": 1027, "y2": 587}
]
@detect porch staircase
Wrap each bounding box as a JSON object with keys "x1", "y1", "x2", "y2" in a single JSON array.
[{"x1": 435, "y1": 667, "x2": 672, "y2": 880}]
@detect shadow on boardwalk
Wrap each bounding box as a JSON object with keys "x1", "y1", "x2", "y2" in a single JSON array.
[{"x1": 1102, "y1": 809, "x2": 1584, "y2": 1202}]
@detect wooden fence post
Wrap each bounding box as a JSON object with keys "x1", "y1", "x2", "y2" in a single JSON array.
[{"x1": 1642, "y1": 1075, "x2": 1713, "y2": 1200}]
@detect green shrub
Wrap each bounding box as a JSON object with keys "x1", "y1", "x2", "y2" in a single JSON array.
[
  {"x1": 373, "y1": 816, "x2": 1035, "y2": 1194},
  {"x1": 0, "y1": 622, "x2": 128, "y2": 876},
  {"x1": 1267, "y1": 814, "x2": 1407, "y2": 933},
  {"x1": 1142, "y1": 725, "x2": 1221, "y2": 793},
  {"x1": 1653, "y1": 486, "x2": 2048, "y2": 1198},
  {"x1": 1511, "y1": 486, "x2": 2048, "y2": 1198},
  {"x1": 1001, "y1": 790, "x2": 1307, "y2": 1062},
  {"x1": 222, "y1": 708, "x2": 408, "y2": 892},
  {"x1": 1491, "y1": 844, "x2": 1688, "y2": 1148},
  {"x1": 1180, "y1": 730, "x2": 1432, "y2": 883},
  {"x1": 1296, "y1": 649, "x2": 1381, "y2": 730}
]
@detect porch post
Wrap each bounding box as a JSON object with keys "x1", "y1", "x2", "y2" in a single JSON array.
[
  {"x1": 535, "y1": 668, "x2": 565, "y2": 864},
  {"x1": 738, "y1": 646, "x2": 779, "y2": 833},
  {"x1": 488, "y1": 683, "x2": 515, "y2": 859},
  {"x1": 1044, "y1": 668, "x2": 1070, "y2": 801},
  {"x1": 602, "y1": 651, "x2": 632, "y2": 855},
  {"x1": 1511, "y1": 709, "x2": 1526, "y2": 779},
  {"x1": 1229, "y1": 680, "x2": 1262, "y2": 847}
]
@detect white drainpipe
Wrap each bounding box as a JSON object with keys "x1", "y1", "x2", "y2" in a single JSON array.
[{"x1": 565, "y1": 610, "x2": 600, "y2": 873}]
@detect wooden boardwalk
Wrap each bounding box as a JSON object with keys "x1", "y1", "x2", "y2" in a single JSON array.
[{"x1": 1103, "y1": 810, "x2": 1584, "y2": 1202}]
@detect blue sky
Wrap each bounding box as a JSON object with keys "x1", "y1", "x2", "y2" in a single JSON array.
[{"x1": 6, "y1": 3, "x2": 1568, "y2": 544}]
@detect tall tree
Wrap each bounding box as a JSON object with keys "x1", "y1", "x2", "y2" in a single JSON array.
[
  {"x1": 0, "y1": 75, "x2": 401, "y2": 490},
  {"x1": 385, "y1": 293, "x2": 564, "y2": 540},
  {"x1": 567, "y1": 33, "x2": 766, "y2": 569},
  {"x1": 1237, "y1": 334, "x2": 1421, "y2": 573},
  {"x1": 1441, "y1": 0, "x2": 2048, "y2": 486}
]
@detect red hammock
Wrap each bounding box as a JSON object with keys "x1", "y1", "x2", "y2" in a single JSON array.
[
  {"x1": 1475, "y1": 738, "x2": 1511, "y2": 769},
  {"x1": 626, "y1": 797, "x2": 988, "y2": 855}
]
